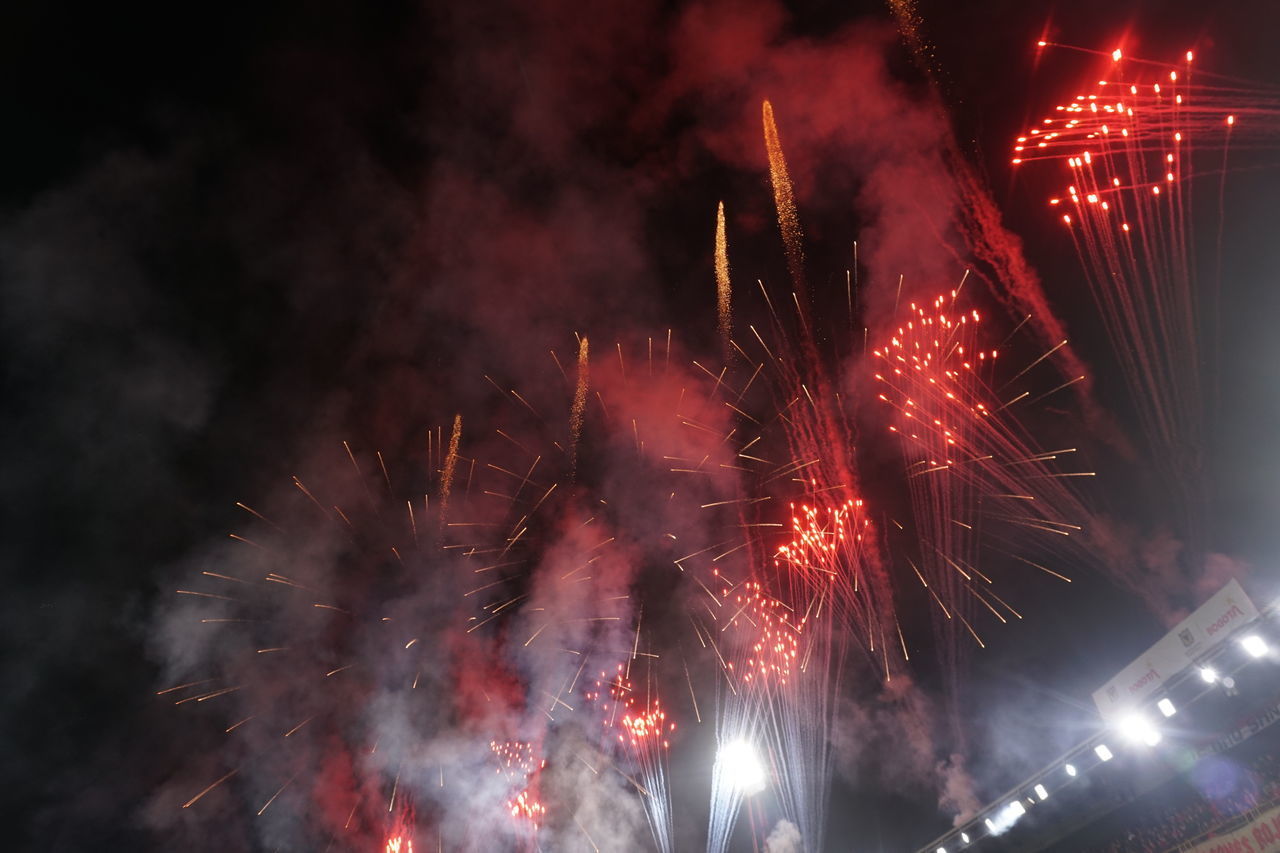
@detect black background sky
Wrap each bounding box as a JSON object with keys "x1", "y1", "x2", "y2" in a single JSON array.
[{"x1": 4, "y1": 1, "x2": 1280, "y2": 851}]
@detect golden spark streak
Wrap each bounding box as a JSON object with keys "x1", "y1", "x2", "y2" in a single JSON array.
[
  {"x1": 715, "y1": 201, "x2": 732, "y2": 357},
  {"x1": 156, "y1": 678, "x2": 216, "y2": 696},
  {"x1": 257, "y1": 773, "x2": 297, "y2": 816},
  {"x1": 957, "y1": 612, "x2": 986, "y2": 648},
  {"x1": 283, "y1": 716, "x2": 314, "y2": 737},
  {"x1": 182, "y1": 769, "x2": 237, "y2": 809},
  {"x1": 569, "y1": 336, "x2": 589, "y2": 476},
  {"x1": 1010, "y1": 554, "x2": 1072, "y2": 583},
  {"x1": 225, "y1": 715, "x2": 254, "y2": 733},
  {"x1": 762, "y1": 100, "x2": 805, "y2": 294},
  {"x1": 439, "y1": 414, "x2": 463, "y2": 526}
]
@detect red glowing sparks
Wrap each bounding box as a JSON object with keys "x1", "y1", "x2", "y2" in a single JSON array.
[
  {"x1": 490, "y1": 739, "x2": 542, "y2": 778},
  {"x1": 872, "y1": 295, "x2": 996, "y2": 464},
  {"x1": 489, "y1": 739, "x2": 547, "y2": 827},
  {"x1": 1009, "y1": 42, "x2": 1259, "y2": 535},
  {"x1": 587, "y1": 664, "x2": 676, "y2": 749},
  {"x1": 508, "y1": 788, "x2": 547, "y2": 825},
  {"x1": 1010, "y1": 44, "x2": 1241, "y2": 225},
  {"x1": 730, "y1": 580, "x2": 803, "y2": 686}
]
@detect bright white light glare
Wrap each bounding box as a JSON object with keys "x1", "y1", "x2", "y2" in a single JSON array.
[
  {"x1": 985, "y1": 800, "x2": 1028, "y2": 837},
  {"x1": 1200, "y1": 666, "x2": 1218, "y2": 683},
  {"x1": 1095, "y1": 744, "x2": 1114, "y2": 761},
  {"x1": 937, "y1": 848, "x2": 946, "y2": 853},
  {"x1": 1242, "y1": 635, "x2": 1269, "y2": 658},
  {"x1": 1065, "y1": 763, "x2": 1077, "y2": 777},
  {"x1": 718, "y1": 739, "x2": 766, "y2": 795},
  {"x1": 1117, "y1": 714, "x2": 1143, "y2": 740},
  {"x1": 960, "y1": 832, "x2": 970, "y2": 844},
  {"x1": 1118, "y1": 713, "x2": 1161, "y2": 746},
  {"x1": 1035, "y1": 784, "x2": 1049, "y2": 801},
  {"x1": 1157, "y1": 698, "x2": 1176, "y2": 717}
]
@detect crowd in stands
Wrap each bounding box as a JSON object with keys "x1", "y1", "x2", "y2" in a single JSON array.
[{"x1": 1087, "y1": 747, "x2": 1280, "y2": 852}]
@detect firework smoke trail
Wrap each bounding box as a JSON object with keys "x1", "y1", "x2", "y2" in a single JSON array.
[
  {"x1": 884, "y1": 3, "x2": 1251, "y2": 636},
  {"x1": 716, "y1": 202, "x2": 732, "y2": 359},
  {"x1": 885, "y1": 1, "x2": 1111, "y2": 439},
  {"x1": 949, "y1": 161, "x2": 1106, "y2": 428}
]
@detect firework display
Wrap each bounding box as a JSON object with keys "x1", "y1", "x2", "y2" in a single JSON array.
[
  {"x1": 147, "y1": 32, "x2": 1271, "y2": 853},
  {"x1": 873, "y1": 294, "x2": 1087, "y2": 652},
  {"x1": 1010, "y1": 43, "x2": 1277, "y2": 546},
  {"x1": 586, "y1": 663, "x2": 676, "y2": 852},
  {"x1": 159, "y1": 122, "x2": 1091, "y2": 853}
]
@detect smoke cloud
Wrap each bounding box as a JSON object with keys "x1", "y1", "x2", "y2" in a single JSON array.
[{"x1": 764, "y1": 818, "x2": 804, "y2": 853}]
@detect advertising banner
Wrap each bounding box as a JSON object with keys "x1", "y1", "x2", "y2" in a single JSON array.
[{"x1": 1093, "y1": 580, "x2": 1258, "y2": 720}]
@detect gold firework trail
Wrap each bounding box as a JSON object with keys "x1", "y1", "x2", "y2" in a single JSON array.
[
  {"x1": 715, "y1": 201, "x2": 732, "y2": 358},
  {"x1": 762, "y1": 100, "x2": 805, "y2": 296},
  {"x1": 570, "y1": 336, "x2": 589, "y2": 476},
  {"x1": 439, "y1": 414, "x2": 462, "y2": 526}
]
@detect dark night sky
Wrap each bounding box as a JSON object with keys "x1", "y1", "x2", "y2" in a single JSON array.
[{"x1": 4, "y1": 1, "x2": 1280, "y2": 851}]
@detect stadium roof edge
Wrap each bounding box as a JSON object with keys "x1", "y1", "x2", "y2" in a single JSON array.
[{"x1": 912, "y1": 581, "x2": 1274, "y2": 853}]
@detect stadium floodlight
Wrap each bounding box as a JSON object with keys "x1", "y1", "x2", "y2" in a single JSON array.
[
  {"x1": 1035, "y1": 783, "x2": 1049, "y2": 801},
  {"x1": 1199, "y1": 666, "x2": 1218, "y2": 683},
  {"x1": 1065, "y1": 763, "x2": 1077, "y2": 777},
  {"x1": 1157, "y1": 698, "x2": 1176, "y2": 717},
  {"x1": 1117, "y1": 713, "x2": 1161, "y2": 746},
  {"x1": 1009, "y1": 800, "x2": 1026, "y2": 817},
  {"x1": 1241, "y1": 635, "x2": 1269, "y2": 658},
  {"x1": 937, "y1": 848, "x2": 946, "y2": 853},
  {"x1": 985, "y1": 819, "x2": 995, "y2": 832},
  {"x1": 718, "y1": 739, "x2": 766, "y2": 795},
  {"x1": 1095, "y1": 743, "x2": 1114, "y2": 761},
  {"x1": 960, "y1": 832, "x2": 970, "y2": 844}
]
